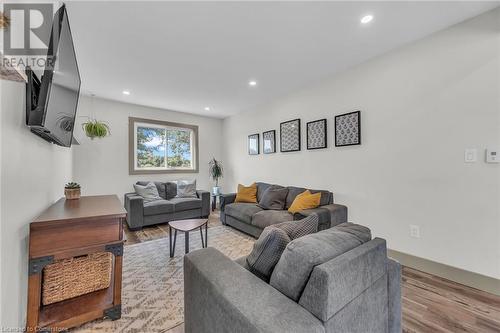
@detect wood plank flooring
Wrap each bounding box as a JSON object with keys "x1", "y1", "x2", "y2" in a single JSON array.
[{"x1": 124, "y1": 212, "x2": 500, "y2": 333}]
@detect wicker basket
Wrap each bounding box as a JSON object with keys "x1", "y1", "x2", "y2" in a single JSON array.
[{"x1": 42, "y1": 252, "x2": 112, "y2": 305}]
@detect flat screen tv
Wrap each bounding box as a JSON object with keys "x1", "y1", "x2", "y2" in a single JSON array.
[{"x1": 26, "y1": 4, "x2": 80, "y2": 147}]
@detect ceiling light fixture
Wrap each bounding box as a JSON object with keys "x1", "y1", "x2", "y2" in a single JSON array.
[
  {"x1": 204, "y1": 107, "x2": 211, "y2": 111},
  {"x1": 361, "y1": 15, "x2": 374, "y2": 24},
  {"x1": 122, "y1": 90, "x2": 130, "y2": 95},
  {"x1": 248, "y1": 80, "x2": 257, "y2": 87}
]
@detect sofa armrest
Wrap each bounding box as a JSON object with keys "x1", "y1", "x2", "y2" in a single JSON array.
[
  {"x1": 124, "y1": 193, "x2": 144, "y2": 230},
  {"x1": 387, "y1": 258, "x2": 402, "y2": 333},
  {"x1": 220, "y1": 193, "x2": 236, "y2": 212},
  {"x1": 219, "y1": 193, "x2": 236, "y2": 224},
  {"x1": 294, "y1": 203, "x2": 347, "y2": 230},
  {"x1": 197, "y1": 190, "x2": 210, "y2": 217},
  {"x1": 299, "y1": 238, "x2": 388, "y2": 322},
  {"x1": 184, "y1": 248, "x2": 325, "y2": 333}
]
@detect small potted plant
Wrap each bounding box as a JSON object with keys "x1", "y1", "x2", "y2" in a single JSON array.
[
  {"x1": 64, "y1": 182, "x2": 81, "y2": 200},
  {"x1": 209, "y1": 158, "x2": 223, "y2": 195}
]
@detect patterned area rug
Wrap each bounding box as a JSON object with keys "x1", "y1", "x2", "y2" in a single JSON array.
[{"x1": 72, "y1": 226, "x2": 255, "y2": 332}]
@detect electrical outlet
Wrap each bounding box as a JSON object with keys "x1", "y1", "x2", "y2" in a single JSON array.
[{"x1": 410, "y1": 225, "x2": 420, "y2": 238}]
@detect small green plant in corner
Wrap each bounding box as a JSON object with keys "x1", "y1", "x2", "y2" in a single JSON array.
[
  {"x1": 65, "y1": 182, "x2": 81, "y2": 189},
  {"x1": 64, "y1": 182, "x2": 81, "y2": 200},
  {"x1": 209, "y1": 158, "x2": 223, "y2": 195},
  {"x1": 82, "y1": 118, "x2": 110, "y2": 139}
]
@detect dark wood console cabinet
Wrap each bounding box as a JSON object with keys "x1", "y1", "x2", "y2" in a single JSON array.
[{"x1": 26, "y1": 195, "x2": 127, "y2": 332}]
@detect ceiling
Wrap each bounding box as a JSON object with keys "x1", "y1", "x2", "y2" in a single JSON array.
[{"x1": 66, "y1": 1, "x2": 499, "y2": 118}]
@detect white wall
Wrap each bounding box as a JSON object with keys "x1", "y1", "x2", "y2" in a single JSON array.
[
  {"x1": 72, "y1": 96, "x2": 224, "y2": 198},
  {"x1": 0, "y1": 81, "x2": 73, "y2": 327},
  {"x1": 223, "y1": 9, "x2": 500, "y2": 279}
]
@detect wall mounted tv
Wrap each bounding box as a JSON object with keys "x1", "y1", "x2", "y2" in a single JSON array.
[{"x1": 26, "y1": 4, "x2": 81, "y2": 148}]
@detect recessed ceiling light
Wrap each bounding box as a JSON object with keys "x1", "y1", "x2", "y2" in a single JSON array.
[
  {"x1": 122, "y1": 90, "x2": 130, "y2": 95},
  {"x1": 248, "y1": 80, "x2": 257, "y2": 87},
  {"x1": 361, "y1": 15, "x2": 374, "y2": 24},
  {"x1": 204, "y1": 107, "x2": 211, "y2": 111}
]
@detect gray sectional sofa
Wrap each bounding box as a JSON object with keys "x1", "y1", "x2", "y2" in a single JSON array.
[
  {"x1": 124, "y1": 181, "x2": 210, "y2": 230},
  {"x1": 220, "y1": 182, "x2": 348, "y2": 237},
  {"x1": 184, "y1": 224, "x2": 401, "y2": 333}
]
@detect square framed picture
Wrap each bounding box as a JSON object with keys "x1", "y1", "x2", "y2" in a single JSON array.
[
  {"x1": 262, "y1": 130, "x2": 276, "y2": 154},
  {"x1": 307, "y1": 119, "x2": 327, "y2": 150},
  {"x1": 280, "y1": 119, "x2": 301, "y2": 152},
  {"x1": 248, "y1": 133, "x2": 260, "y2": 155},
  {"x1": 335, "y1": 111, "x2": 361, "y2": 147}
]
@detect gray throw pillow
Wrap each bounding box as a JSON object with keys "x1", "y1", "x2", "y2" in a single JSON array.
[
  {"x1": 246, "y1": 214, "x2": 319, "y2": 281},
  {"x1": 134, "y1": 182, "x2": 162, "y2": 203},
  {"x1": 270, "y1": 222, "x2": 371, "y2": 302},
  {"x1": 258, "y1": 186, "x2": 289, "y2": 210},
  {"x1": 176, "y1": 180, "x2": 197, "y2": 198}
]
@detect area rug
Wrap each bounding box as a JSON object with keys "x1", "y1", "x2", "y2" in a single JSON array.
[{"x1": 72, "y1": 226, "x2": 255, "y2": 332}]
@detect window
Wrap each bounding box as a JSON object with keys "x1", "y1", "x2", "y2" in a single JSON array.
[{"x1": 129, "y1": 117, "x2": 199, "y2": 174}]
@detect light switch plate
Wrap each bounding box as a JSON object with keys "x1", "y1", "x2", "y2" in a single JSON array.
[
  {"x1": 410, "y1": 225, "x2": 420, "y2": 238},
  {"x1": 486, "y1": 149, "x2": 499, "y2": 163},
  {"x1": 464, "y1": 148, "x2": 477, "y2": 163}
]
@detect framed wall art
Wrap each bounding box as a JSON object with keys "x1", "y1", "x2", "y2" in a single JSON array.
[
  {"x1": 335, "y1": 111, "x2": 361, "y2": 147},
  {"x1": 262, "y1": 130, "x2": 276, "y2": 154},
  {"x1": 248, "y1": 133, "x2": 260, "y2": 155},
  {"x1": 307, "y1": 119, "x2": 327, "y2": 150},
  {"x1": 280, "y1": 119, "x2": 301, "y2": 152}
]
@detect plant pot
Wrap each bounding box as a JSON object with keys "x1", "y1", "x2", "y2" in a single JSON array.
[
  {"x1": 65, "y1": 188, "x2": 81, "y2": 200},
  {"x1": 212, "y1": 186, "x2": 220, "y2": 195}
]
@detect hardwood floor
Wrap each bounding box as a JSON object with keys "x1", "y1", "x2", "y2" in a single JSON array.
[
  {"x1": 125, "y1": 213, "x2": 500, "y2": 333},
  {"x1": 402, "y1": 267, "x2": 500, "y2": 333}
]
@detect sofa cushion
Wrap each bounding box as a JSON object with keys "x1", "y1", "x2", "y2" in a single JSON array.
[
  {"x1": 285, "y1": 186, "x2": 307, "y2": 209},
  {"x1": 246, "y1": 215, "x2": 319, "y2": 281},
  {"x1": 143, "y1": 199, "x2": 174, "y2": 216},
  {"x1": 312, "y1": 189, "x2": 332, "y2": 206},
  {"x1": 285, "y1": 186, "x2": 331, "y2": 208},
  {"x1": 288, "y1": 190, "x2": 321, "y2": 214},
  {"x1": 258, "y1": 186, "x2": 288, "y2": 210},
  {"x1": 225, "y1": 203, "x2": 263, "y2": 224},
  {"x1": 165, "y1": 182, "x2": 177, "y2": 199},
  {"x1": 245, "y1": 227, "x2": 289, "y2": 281},
  {"x1": 134, "y1": 182, "x2": 163, "y2": 203},
  {"x1": 176, "y1": 180, "x2": 197, "y2": 198},
  {"x1": 270, "y1": 223, "x2": 371, "y2": 301},
  {"x1": 251, "y1": 210, "x2": 293, "y2": 229},
  {"x1": 136, "y1": 181, "x2": 166, "y2": 200},
  {"x1": 235, "y1": 183, "x2": 258, "y2": 203},
  {"x1": 169, "y1": 197, "x2": 202, "y2": 211},
  {"x1": 256, "y1": 182, "x2": 273, "y2": 202}
]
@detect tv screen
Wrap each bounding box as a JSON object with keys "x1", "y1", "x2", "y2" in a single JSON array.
[{"x1": 26, "y1": 5, "x2": 81, "y2": 147}]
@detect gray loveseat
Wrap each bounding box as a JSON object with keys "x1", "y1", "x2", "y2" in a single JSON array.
[
  {"x1": 220, "y1": 182, "x2": 348, "y2": 237},
  {"x1": 184, "y1": 224, "x2": 401, "y2": 333},
  {"x1": 124, "y1": 181, "x2": 210, "y2": 230}
]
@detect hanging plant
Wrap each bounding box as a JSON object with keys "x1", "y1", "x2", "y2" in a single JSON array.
[{"x1": 82, "y1": 118, "x2": 110, "y2": 139}]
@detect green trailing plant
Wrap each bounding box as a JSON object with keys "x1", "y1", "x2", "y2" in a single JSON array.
[
  {"x1": 65, "y1": 182, "x2": 81, "y2": 189},
  {"x1": 209, "y1": 158, "x2": 223, "y2": 187},
  {"x1": 82, "y1": 118, "x2": 110, "y2": 139}
]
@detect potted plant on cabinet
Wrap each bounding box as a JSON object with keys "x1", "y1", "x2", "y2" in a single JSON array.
[
  {"x1": 209, "y1": 158, "x2": 223, "y2": 195},
  {"x1": 64, "y1": 182, "x2": 81, "y2": 200}
]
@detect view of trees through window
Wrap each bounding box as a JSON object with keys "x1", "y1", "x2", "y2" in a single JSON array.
[{"x1": 136, "y1": 125, "x2": 192, "y2": 169}]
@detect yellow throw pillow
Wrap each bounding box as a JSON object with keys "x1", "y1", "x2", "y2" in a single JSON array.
[
  {"x1": 288, "y1": 190, "x2": 321, "y2": 214},
  {"x1": 235, "y1": 183, "x2": 258, "y2": 203}
]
